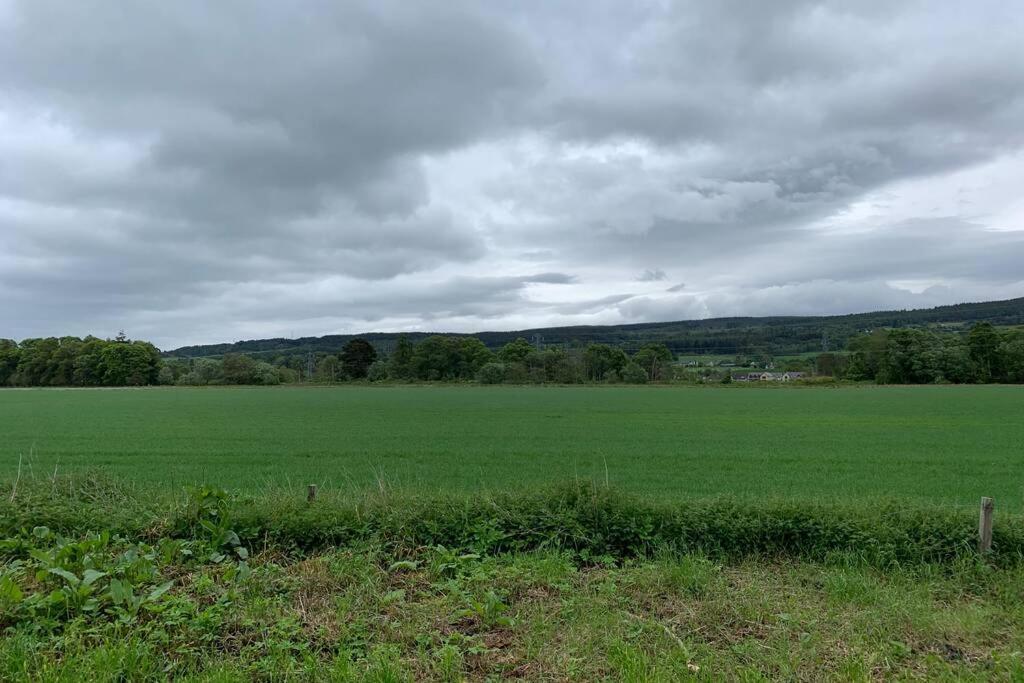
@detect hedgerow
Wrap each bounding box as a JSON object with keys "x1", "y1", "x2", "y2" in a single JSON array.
[{"x1": 3, "y1": 476, "x2": 1022, "y2": 568}]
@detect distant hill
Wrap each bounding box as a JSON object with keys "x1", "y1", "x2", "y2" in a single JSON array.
[{"x1": 164, "y1": 297, "x2": 1024, "y2": 359}]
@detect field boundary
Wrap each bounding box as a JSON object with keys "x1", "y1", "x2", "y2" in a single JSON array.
[{"x1": 4, "y1": 477, "x2": 1022, "y2": 568}]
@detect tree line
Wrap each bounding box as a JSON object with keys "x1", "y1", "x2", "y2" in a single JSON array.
[
  {"x1": 0, "y1": 333, "x2": 162, "y2": 387},
  {"x1": 162, "y1": 336, "x2": 676, "y2": 386},
  {"x1": 4, "y1": 322, "x2": 1024, "y2": 387},
  {"x1": 841, "y1": 323, "x2": 1024, "y2": 384},
  {"x1": 162, "y1": 338, "x2": 381, "y2": 385}
]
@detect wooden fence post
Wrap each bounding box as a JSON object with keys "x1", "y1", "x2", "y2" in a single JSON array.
[
  {"x1": 307, "y1": 484, "x2": 318, "y2": 503},
  {"x1": 978, "y1": 497, "x2": 994, "y2": 553}
]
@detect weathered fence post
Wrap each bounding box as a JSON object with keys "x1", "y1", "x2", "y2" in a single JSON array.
[
  {"x1": 307, "y1": 484, "x2": 318, "y2": 503},
  {"x1": 978, "y1": 497, "x2": 994, "y2": 553}
]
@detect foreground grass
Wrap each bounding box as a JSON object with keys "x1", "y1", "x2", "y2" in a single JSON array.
[
  {"x1": 2, "y1": 385, "x2": 1024, "y2": 509},
  {"x1": 3, "y1": 478, "x2": 1024, "y2": 680},
  {"x1": 4, "y1": 545, "x2": 1024, "y2": 681}
]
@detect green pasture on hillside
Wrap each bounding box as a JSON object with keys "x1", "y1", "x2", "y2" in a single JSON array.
[{"x1": 1, "y1": 385, "x2": 1022, "y2": 509}]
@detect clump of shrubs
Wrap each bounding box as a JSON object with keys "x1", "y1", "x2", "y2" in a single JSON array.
[{"x1": 476, "y1": 362, "x2": 506, "y2": 385}]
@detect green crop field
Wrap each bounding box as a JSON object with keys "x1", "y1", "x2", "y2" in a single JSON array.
[
  {"x1": 5, "y1": 384, "x2": 1024, "y2": 680},
  {"x1": 2, "y1": 384, "x2": 1022, "y2": 509}
]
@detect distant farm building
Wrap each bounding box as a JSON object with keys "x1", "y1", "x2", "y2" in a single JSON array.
[{"x1": 735, "y1": 371, "x2": 806, "y2": 382}]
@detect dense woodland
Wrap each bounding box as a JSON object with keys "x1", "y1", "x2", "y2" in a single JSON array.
[
  {"x1": 0, "y1": 333, "x2": 161, "y2": 387},
  {"x1": 166, "y1": 297, "x2": 1024, "y2": 359},
  {"x1": 843, "y1": 323, "x2": 1024, "y2": 384},
  {"x1": 3, "y1": 317, "x2": 1024, "y2": 388},
  {"x1": 159, "y1": 336, "x2": 674, "y2": 386}
]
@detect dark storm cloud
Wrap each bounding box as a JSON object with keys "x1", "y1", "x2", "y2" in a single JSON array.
[{"x1": 2, "y1": 0, "x2": 1023, "y2": 346}]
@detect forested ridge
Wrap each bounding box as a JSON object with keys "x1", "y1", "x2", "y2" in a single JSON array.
[
  {"x1": 4, "y1": 298, "x2": 1024, "y2": 387},
  {"x1": 166, "y1": 296, "x2": 1024, "y2": 359}
]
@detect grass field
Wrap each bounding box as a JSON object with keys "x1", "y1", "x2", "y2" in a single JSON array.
[
  {"x1": 2, "y1": 385, "x2": 1022, "y2": 509},
  {"x1": 4, "y1": 385, "x2": 1024, "y2": 680}
]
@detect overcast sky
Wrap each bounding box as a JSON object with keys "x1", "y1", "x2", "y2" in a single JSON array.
[{"x1": 3, "y1": 1, "x2": 1024, "y2": 349}]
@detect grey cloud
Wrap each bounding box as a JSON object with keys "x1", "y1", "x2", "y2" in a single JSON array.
[
  {"x1": 553, "y1": 294, "x2": 637, "y2": 316},
  {"x1": 503, "y1": 1, "x2": 1024, "y2": 240},
  {"x1": 636, "y1": 269, "x2": 667, "y2": 282},
  {"x1": 0, "y1": 0, "x2": 542, "y2": 224},
  {"x1": 518, "y1": 251, "x2": 558, "y2": 262},
  {"x1": 618, "y1": 279, "x2": 1024, "y2": 325},
  {"x1": 731, "y1": 218, "x2": 1024, "y2": 289},
  {"x1": 2, "y1": 0, "x2": 1024, "y2": 347},
  {"x1": 523, "y1": 273, "x2": 577, "y2": 284},
  {"x1": 194, "y1": 276, "x2": 630, "y2": 330},
  {"x1": 616, "y1": 295, "x2": 711, "y2": 323}
]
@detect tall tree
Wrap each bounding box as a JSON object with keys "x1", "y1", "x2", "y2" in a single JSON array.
[
  {"x1": 72, "y1": 337, "x2": 107, "y2": 386},
  {"x1": 1000, "y1": 333, "x2": 1024, "y2": 382},
  {"x1": 389, "y1": 335, "x2": 415, "y2": 380},
  {"x1": 844, "y1": 329, "x2": 889, "y2": 381},
  {"x1": 100, "y1": 341, "x2": 161, "y2": 386},
  {"x1": 15, "y1": 338, "x2": 59, "y2": 386},
  {"x1": 222, "y1": 353, "x2": 258, "y2": 384},
  {"x1": 341, "y1": 339, "x2": 377, "y2": 379},
  {"x1": 583, "y1": 343, "x2": 628, "y2": 381},
  {"x1": 0, "y1": 339, "x2": 19, "y2": 386},
  {"x1": 633, "y1": 343, "x2": 672, "y2": 381},
  {"x1": 410, "y1": 336, "x2": 493, "y2": 380},
  {"x1": 316, "y1": 355, "x2": 340, "y2": 382},
  {"x1": 967, "y1": 322, "x2": 1001, "y2": 382},
  {"x1": 498, "y1": 337, "x2": 536, "y2": 364}
]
